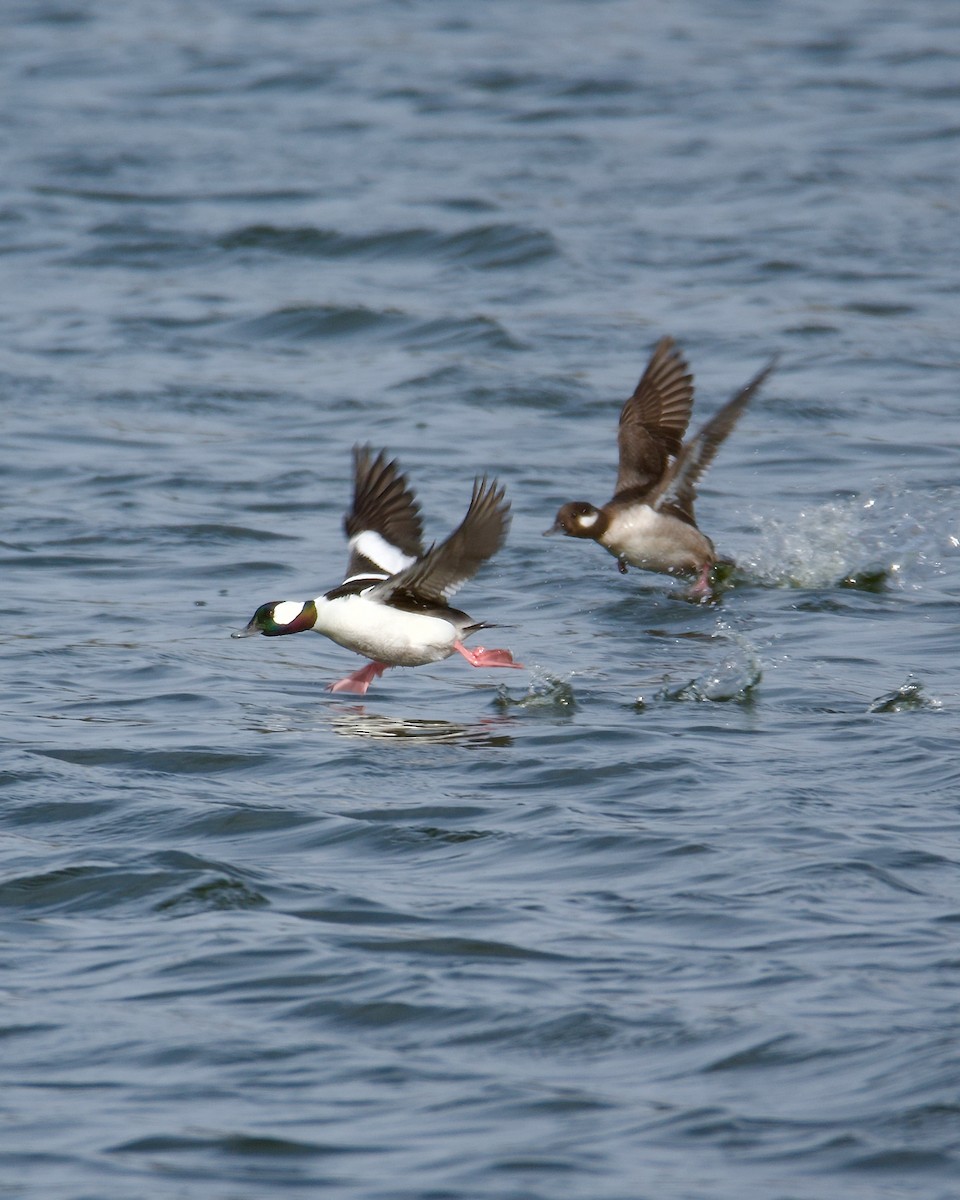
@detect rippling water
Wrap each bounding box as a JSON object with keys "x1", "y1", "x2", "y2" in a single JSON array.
[{"x1": 4, "y1": 2, "x2": 960, "y2": 1197}]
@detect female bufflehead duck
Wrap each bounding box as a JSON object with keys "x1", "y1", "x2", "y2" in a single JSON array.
[
  {"x1": 234, "y1": 446, "x2": 522, "y2": 694},
  {"x1": 546, "y1": 337, "x2": 776, "y2": 599}
]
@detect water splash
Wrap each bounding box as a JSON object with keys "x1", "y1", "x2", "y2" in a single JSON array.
[
  {"x1": 641, "y1": 628, "x2": 762, "y2": 706},
  {"x1": 494, "y1": 674, "x2": 577, "y2": 713},
  {"x1": 868, "y1": 677, "x2": 941, "y2": 714},
  {"x1": 739, "y1": 485, "x2": 960, "y2": 591},
  {"x1": 741, "y1": 498, "x2": 873, "y2": 588}
]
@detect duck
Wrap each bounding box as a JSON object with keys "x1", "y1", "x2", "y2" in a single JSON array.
[
  {"x1": 546, "y1": 337, "x2": 776, "y2": 599},
  {"x1": 233, "y1": 446, "x2": 523, "y2": 694}
]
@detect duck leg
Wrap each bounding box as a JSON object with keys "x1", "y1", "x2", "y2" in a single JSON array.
[
  {"x1": 454, "y1": 641, "x2": 523, "y2": 669},
  {"x1": 687, "y1": 563, "x2": 715, "y2": 602},
  {"x1": 327, "y1": 660, "x2": 389, "y2": 694}
]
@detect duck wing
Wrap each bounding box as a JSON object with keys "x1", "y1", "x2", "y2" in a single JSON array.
[
  {"x1": 343, "y1": 445, "x2": 425, "y2": 578},
  {"x1": 372, "y1": 477, "x2": 510, "y2": 606},
  {"x1": 614, "y1": 337, "x2": 695, "y2": 498},
  {"x1": 649, "y1": 356, "x2": 777, "y2": 521}
]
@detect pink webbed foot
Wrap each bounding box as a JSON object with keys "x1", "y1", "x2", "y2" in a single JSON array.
[
  {"x1": 326, "y1": 661, "x2": 389, "y2": 695},
  {"x1": 687, "y1": 564, "x2": 715, "y2": 603},
  {"x1": 454, "y1": 641, "x2": 524, "y2": 670}
]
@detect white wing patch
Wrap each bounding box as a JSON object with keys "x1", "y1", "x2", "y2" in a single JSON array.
[
  {"x1": 349, "y1": 530, "x2": 416, "y2": 576},
  {"x1": 274, "y1": 601, "x2": 305, "y2": 626}
]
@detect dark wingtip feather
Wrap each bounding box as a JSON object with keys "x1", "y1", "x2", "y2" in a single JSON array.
[
  {"x1": 651, "y1": 351, "x2": 777, "y2": 517},
  {"x1": 616, "y1": 336, "x2": 696, "y2": 494},
  {"x1": 372, "y1": 473, "x2": 512, "y2": 605},
  {"x1": 343, "y1": 444, "x2": 424, "y2": 562}
]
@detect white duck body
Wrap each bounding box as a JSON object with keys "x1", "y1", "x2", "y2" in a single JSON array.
[{"x1": 313, "y1": 588, "x2": 465, "y2": 667}]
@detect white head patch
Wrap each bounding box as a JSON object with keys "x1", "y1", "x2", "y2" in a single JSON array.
[
  {"x1": 349, "y1": 530, "x2": 416, "y2": 576},
  {"x1": 576, "y1": 511, "x2": 599, "y2": 530},
  {"x1": 273, "y1": 601, "x2": 304, "y2": 626}
]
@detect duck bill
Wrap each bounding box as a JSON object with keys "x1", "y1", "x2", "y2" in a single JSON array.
[
  {"x1": 543, "y1": 522, "x2": 562, "y2": 537},
  {"x1": 230, "y1": 620, "x2": 259, "y2": 639}
]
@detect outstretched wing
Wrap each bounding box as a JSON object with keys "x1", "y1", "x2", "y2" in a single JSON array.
[
  {"x1": 372, "y1": 477, "x2": 510, "y2": 606},
  {"x1": 615, "y1": 337, "x2": 695, "y2": 497},
  {"x1": 649, "y1": 356, "x2": 777, "y2": 521},
  {"x1": 343, "y1": 446, "x2": 425, "y2": 579}
]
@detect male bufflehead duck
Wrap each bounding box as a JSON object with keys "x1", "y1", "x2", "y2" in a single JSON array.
[
  {"x1": 546, "y1": 337, "x2": 776, "y2": 600},
  {"x1": 234, "y1": 446, "x2": 522, "y2": 694}
]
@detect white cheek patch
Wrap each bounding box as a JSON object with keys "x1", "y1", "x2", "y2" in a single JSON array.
[
  {"x1": 349, "y1": 530, "x2": 416, "y2": 575},
  {"x1": 273, "y1": 601, "x2": 304, "y2": 626},
  {"x1": 576, "y1": 512, "x2": 599, "y2": 530}
]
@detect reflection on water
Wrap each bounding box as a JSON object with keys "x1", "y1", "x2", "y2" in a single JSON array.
[
  {"x1": 327, "y1": 707, "x2": 515, "y2": 746},
  {"x1": 322, "y1": 675, "x2": 579, "y2": 742}
]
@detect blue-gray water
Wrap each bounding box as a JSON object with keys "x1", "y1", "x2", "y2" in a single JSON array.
[{"x1": 3, "y1": 2, "x2": 960, "y2": 1197}]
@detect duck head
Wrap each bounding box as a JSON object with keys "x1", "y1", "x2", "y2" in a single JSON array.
[
  {"x1": 232, "y1": 599, "x2": 318, "y2": 638},
  {"x1": 545, "y1": 501, "x2": 608, "y2": 540}
]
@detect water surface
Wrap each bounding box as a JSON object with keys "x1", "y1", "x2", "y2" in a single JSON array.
[{"x1": 3, "y1": 2, "x2": 960, "y2": 1197}]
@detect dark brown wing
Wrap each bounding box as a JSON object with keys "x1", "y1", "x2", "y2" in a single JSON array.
[
  {"x1": 615, "y1": 337, "x2": 695, "y2": 497},
  {"x1": 343, "y1": 446, "x2": 425, "y2": 577},
  {"x1": 372, "y1": 477, "x2": 510, "y2": 605},
  {"x1": 648, "y1": 356, "x2": 777, "y2": 521}
]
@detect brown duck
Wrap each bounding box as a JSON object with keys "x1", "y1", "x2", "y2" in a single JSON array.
[{"x1": 547, "y1": 337, "x2": 776, "y2": 599}]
